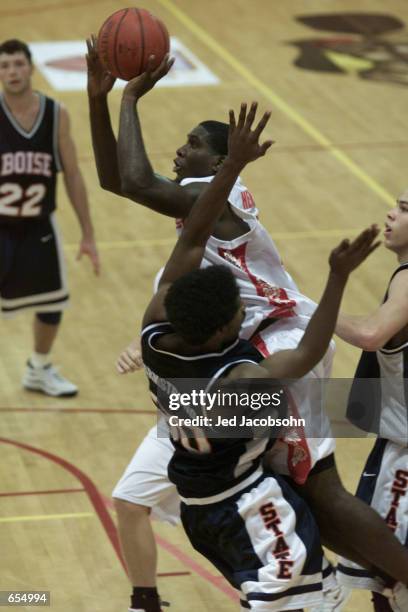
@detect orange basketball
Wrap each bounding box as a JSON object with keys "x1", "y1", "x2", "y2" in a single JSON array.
[{"x1": 98, "y1": 7, "x2": 170, "y2": 80}]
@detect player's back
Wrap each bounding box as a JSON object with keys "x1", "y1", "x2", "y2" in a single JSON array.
[{"x1": 179, "y1": 176, "x2": 317, "y2": 338}]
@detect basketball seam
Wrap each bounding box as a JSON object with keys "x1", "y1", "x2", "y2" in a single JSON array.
[
  {"x1": 113, "y1": 8, "x2": 129, "y2": 80},
  {"x1": 134, "y1": 8, "x2": 145, "y2": 76}
]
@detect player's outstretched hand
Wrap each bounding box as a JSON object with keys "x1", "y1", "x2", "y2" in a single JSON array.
[
  {"x1": 86, "y1": 34, "x2": 116, "y2": 97},
  {"x1": 123, "y1": 53, "x2": 175, "y2": 100},
  {"x1": 116, "y1": 340, "x2": 144, "y2": 374},
  {"x1": 329, "y1": 224, "x2": 380, "y2": 278},
  {"x1": 227, "y1": 102, "x2": 274, "y2": 166}
]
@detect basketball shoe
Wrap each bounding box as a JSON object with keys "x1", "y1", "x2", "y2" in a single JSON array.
[{"x1": 22, "y1": 360, "x2": 78, "y2": 397}]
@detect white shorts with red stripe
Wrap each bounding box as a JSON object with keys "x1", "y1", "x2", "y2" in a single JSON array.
[{"x1": 252, "y1": 319, "x2": 336, "y2": 484}]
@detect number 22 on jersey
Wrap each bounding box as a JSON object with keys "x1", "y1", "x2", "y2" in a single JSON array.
[{"x1": 0, "y1": 182, "x2": 46, "y2": 217}]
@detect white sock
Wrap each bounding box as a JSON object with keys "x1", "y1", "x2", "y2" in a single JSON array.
[{"x1": 30, "y1": 351, "x2": 51, "y2": 368}]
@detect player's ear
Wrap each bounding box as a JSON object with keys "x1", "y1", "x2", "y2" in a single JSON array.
[{"x1": 213, "y1": 155, "x2": 226, "y2": 173}]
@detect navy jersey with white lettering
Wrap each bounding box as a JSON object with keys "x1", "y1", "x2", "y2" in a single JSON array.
[
  {"x1": 0, "y1": 93, "x2": 62, "y2": 224},
  {"x1": 348, "y1": 263, "x2": 408, "y2": 445},
  {"x1": 141, "y1": 321, "x2": 284, "y2": 498}
]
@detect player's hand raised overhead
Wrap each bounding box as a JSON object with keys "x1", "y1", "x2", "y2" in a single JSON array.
[
  {"x1": 86, "y1": 35, "x2": 116, "y2": 97},
  {"x1": 227, "y1": 102, "x2": 274, "y2": 166},
  {"x1": 123, "y1": 53, "x2": 175, "y2": 100},
  {"x1": 329, "y1": 224, "x2": 381, "y2": 278}
]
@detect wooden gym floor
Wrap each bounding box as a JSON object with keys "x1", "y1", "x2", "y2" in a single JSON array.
[{"x1": 1, "y1": 0, "x2": 408, "y2": 610}]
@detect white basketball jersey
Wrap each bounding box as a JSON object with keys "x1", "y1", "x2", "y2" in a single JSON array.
[{"x1": 178, "y1": 175, "x2": 317, "y2": 338}]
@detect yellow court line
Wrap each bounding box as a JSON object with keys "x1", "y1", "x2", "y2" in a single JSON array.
[
  {"x1": 0, "y1": 512, "x2": 94, "y2": 523},
  {"x1": 62, "y1": 228, "x2": 365, "y2": 252},
  {"x1": 157, "y1": 0, "x2": 394, "y2": 207}
]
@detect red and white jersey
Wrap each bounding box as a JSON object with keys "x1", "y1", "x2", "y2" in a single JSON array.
[{"x1": 178, "y1": 175, "x2": 317, "y2": 339}]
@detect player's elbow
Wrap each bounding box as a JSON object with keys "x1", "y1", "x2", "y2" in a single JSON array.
[
  {"x1": 99, "y1": 177, "x2": 123, "y2": 197},
  {"x1": 358, "y1": 329, "x2": 385, "y2": 352}
]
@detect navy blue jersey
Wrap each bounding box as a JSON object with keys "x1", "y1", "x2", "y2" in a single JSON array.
[
  {"x1": 348, "y1": 263, "x2": 408, "y2": 444},
  {"x1": 141, "y1": 321, "x2": 284, "y2": 498},
  {"x1": 0, "y1": 93, "x2": 61, "y2": 225}
]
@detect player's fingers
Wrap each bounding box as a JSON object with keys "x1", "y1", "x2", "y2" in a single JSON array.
[
  {"x1": 145, "y1": 54, "x2": 156, "y2": 73},
  {"x1": 253, "y1": 111, "x2": 271, "y2": 139},
  {"x1": 334, "y1": 238, "x2": 350, "y2": 254},
  {"x1": 90, "y1": 251, "x2": 101, "y2": 275},
  {"x1": 367, "y1": 240, "x2": 382, "y2": 255},
  {"x1": 237, "y1": 103, "x2": 247, "y2": 130},
  {"x1": 245, "y1": 102, "x2": 258, "y2": 130},
  {"x1": 92, "y1": 34, "x2": 98, "y2": 52},
  {"x1": 165, "y1": 56, "x2": 175, "y2": 73},
  {"x1": 116, "y1": 359, "x2": 135, "y2": 374},
  {"x1": 259, "y1": 140, "x2": 274, "y2": 156},
  {"x1": 350, "y1": 226, "x2": 376, "y2": 250},
  {"x1": 117, "y1": 354, "x2": 135, "y2": 372},
  {"x1": 229, "y1": 109, "x2": 236, "y2": 130}
]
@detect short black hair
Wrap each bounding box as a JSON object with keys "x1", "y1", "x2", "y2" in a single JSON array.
[
  {"x1": 199, "y1": 120, "x2": 229, "y2": 156},
  {"x1": 165, "y1": 265, "x2": 240, "y2": 345},
  {"x1": 0, "y1": 39, "x2": 32, "y2": 64}
]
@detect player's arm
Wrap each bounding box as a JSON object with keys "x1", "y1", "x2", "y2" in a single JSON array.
[
  {"x1": 86, "y1": 35, "x2": 121, "y2": 196},
  {"x1": 336, "y1": 269, "x2": 408, "y2": 350},
  {"x1": 142, "y1": 102, "x2": 273, "y2": 326},
  {"x1": 117, "y1": 55, "x2": 204, "y2": 218},
  {"x1": 58, "y1": 104, "x2": 100, "y2": 274}
]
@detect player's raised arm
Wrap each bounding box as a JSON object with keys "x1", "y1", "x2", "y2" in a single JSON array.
[
  {"x1": 86, "y1": 35, "x2": 121, "y2": 196},
  {"x1": 142, "y1": 102, "x2": 272, "y2": 326},
  {"x1": 117, "y1": 54, "x2": 208, "y2": 218}
]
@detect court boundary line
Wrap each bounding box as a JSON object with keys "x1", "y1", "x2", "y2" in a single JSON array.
[
  {"x1": 0, "y1": 437, "x2": 127, "y2": 572},
  {"x1": 157, "y1": 0, "x2": 394, "y2": 207},
  {"x1": 0, "y1": 438, "x2": 237, "y2": 600}
]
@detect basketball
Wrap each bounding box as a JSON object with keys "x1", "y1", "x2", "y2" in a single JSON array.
[{"x1": 98, "y1": 7, "x2": 170, "y2": 81}]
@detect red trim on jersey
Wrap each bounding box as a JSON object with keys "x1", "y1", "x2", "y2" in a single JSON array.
[
  {"x1": 218, "y1": 242, "x2": 297, "y2": 318},
  {"x1": 251, "y1": 335, "x2": 312, "y2": 485}
]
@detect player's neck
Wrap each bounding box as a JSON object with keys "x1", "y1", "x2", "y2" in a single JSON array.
[
  {"x1": 397, "y1": 247, "x2": 408, "y2": 265},
  {"x1": 3, "y1": 87, "x2": 37, "y2": 113}
]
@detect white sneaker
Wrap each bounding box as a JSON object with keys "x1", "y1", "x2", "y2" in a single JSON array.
[
  {"x1": 309, "y1": 585, "x2": 350, "y2": 611},
  {"x1": 386, "y1": 582, "x2": 408, "y2": 611},
  {"x1": 22, "y1": 361, "x2": 78, "y2": 397}
]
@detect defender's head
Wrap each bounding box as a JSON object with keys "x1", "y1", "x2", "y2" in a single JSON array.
[
  {"x1": 384, "y1": 189, "x2": 408, "y2": 259},
  {"x1": 0, "y1": 39, "x2": 33, "y2": 95},
  {"x1": 173, "y1": 120, "x2": 229, "y2": 181},
  {"x1": 164, "y1": 265, "x2": 245, "y2": 346}
]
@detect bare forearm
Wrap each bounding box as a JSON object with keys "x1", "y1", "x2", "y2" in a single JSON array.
[
  {"x1": 182, "y1": 159, "x2": 244, "y2": 246},
  {"x1": 88, "y1": 94, "x2": 121, "y2": 194},
  {"x1": 336, "y1": 313, "x2": 369, "y2": 347},
  {"x1": 298, "y1": 272, "x2": 347, "y2": 366},
  {"x1": 118, "y1": 96, "x2": 155, "y2": 191},
  {"x1": 64, "y1": 171, "x2": 94, "y2": 237}
]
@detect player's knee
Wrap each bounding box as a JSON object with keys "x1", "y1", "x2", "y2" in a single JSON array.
[
  {"x1": 36, "y1": 311, "x2": 62, "y2": 326},
  {"x1": 113, "y1": 497, "x2": 152, "y2": 519}
]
